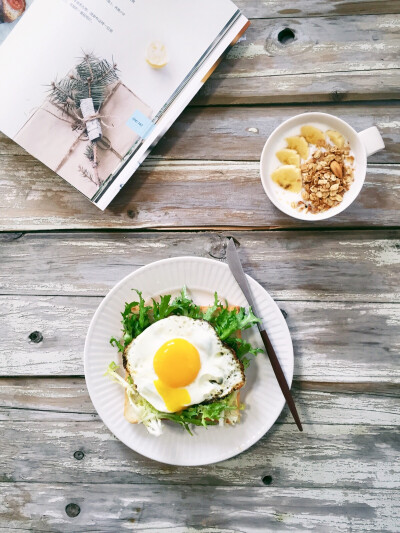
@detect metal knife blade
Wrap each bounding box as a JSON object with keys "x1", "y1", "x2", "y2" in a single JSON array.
[
  {"x1": 226, "y1": 238, "x2": 264, "y2": 332},
  {"x1": 225, "y1": 238, "x2": 303, "y2": 431}
]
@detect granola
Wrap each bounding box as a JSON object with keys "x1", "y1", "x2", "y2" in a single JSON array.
[
  {"x1": 292, "y1": 143, "x2": 354, "y2": 214},
  {"x1": 272, "y1": 125, "x2": 355, "y2": 213}
]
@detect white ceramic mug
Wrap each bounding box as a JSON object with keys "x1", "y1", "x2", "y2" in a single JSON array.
[{"x1": 260, "y1": 112, "x2": 385, "y2": 221}]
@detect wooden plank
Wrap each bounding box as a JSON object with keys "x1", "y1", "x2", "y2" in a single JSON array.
[
  {"x1": 217, "y1": 17, "x2": 400, "y2": 80},
  {"x1": 0, "y1": 378, "x2": 398, "y2": 488},
  {"x1": 152, "y1": 103, "x2": 400, "y2": 164},
  {"x1": 0, "y1": 419, "x2": 398, "y2": 488},
  {"x1": 0, "y1": 160, "x2": 399, "y2": 229},
  {"x1": 0, "y1": 296, "x2": 398, "y2": 379},
  {"x1": 1, "y1": 378, "x2": 398, "y2": 425},
  {"x1": 1, "y1": 484, "x2": 399, "y2": 532},
  {"x1": 195, "y1": 69, "x2": 400, "y2": 105},
  {"x1": 1, "y1": 231, "x2": 399, "y2": 301},
  {"x1": 0, "y1": 378, "x2": 94, "y2": 420},
  {"x1": 192, "y1": 14, "x2": 400, "y2": 104},
  {"x1": 235, "y1": 0, "x2": 400, "y2": 18},
  {"x1": 2, "y1": 104, "x2": 399, "y2": 164}
]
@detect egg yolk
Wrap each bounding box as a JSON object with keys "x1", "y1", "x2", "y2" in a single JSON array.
[
  {"x1": 153, "y1": 338, "x2": 200, "y2": 387},
  {"x1": 154, "y1": 380, "x2": 191, "y2": 413},
  {"x1": 153, "y1": 338, "x2": 201, "y2": 412}
]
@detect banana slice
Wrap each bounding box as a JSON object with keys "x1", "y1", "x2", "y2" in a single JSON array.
[
  {"x1": 326, "y1": 129, "x2": 345, "y2": 148},
  {"x1": 146, "y1": 41, "x2": 168, "y2": 69},
  {"x1": 285, "y1": 136, "x2": 309, "y2": 160},
  {"x1": 276, "y1": 148, "x2": 300, "y2": 167},
  {"x1": 271, "y1": 165, "x2": 302, "y2": 193},
  {"x1": 300, "y1": 125, "x2": 325, "y2": 145}
]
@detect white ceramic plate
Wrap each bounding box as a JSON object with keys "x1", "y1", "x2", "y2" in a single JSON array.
[{"x1": 84, "y1": 256, "x2": 294, "y2": 466}]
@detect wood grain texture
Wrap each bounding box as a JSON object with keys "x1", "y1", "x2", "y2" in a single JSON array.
[
  {"x1": 197, "y1": 69, "x2": 400, "y2": 105},
  {"x1": 218, "y1": 16, "x2": 400, "y2": 79},
  {"x1": 0, "y1": 418, "x2": 398, "y2": 488},
  {"x1": 152, "y1": 103, "x2": 400, "y2": 164},
  {"x1": 1, "y1": 378, "x2": 398, "y2": 425},
  {"x1": 0, "y1": 296, "x2": 398, "y2": 379},
  {"x1": 1, "y1": 231, "x2": 399, "y2": 302},
  {"x1": 0, "y1": 377, "x2": 398, "y2": 488},
  {"x1": 1, "y1": 484, "x2": 399, "y2": 532},
  {"x1": 0, "y1": 2, "x2": 399, "y2": 528},
  {"x1": 235, "y1": 0, "x2": 400, "y2": 18},
  {"x1": 3, "y1": 103, "x2": 399, "y2": 164},
  {"x1": 0, "y1": 160, "x2": 399, "y2": 229},
  {"x1": 192, "y1": 14, "x2": 400, "y2": 104}
]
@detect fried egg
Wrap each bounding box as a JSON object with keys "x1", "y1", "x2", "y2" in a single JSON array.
[{"x1": 125, "y1": 315, "x2": 244, "y2": 413}]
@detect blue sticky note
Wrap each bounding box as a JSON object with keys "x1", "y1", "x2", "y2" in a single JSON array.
[{"x1": 126, "y1": 110, "x2": 155, "y2": 139}]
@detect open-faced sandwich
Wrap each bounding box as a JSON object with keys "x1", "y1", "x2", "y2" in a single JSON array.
[{"x1": 106, "y1": 288, "x2": 262, "y2": 436}]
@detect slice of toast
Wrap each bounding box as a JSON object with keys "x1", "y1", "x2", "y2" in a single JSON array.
[
  {"x1": 124, "y1": 382, "x2": 140, "y2": 423},
  {"x1": 123, "y1": 305, "x2": 242, "y2": 425}
]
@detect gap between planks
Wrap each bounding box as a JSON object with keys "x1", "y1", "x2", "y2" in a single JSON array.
[{"x1": 1, "y1": 376, "x2": 398, "y2": 395}]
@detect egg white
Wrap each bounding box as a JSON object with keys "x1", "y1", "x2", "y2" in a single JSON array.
[{"x1": 125, "y1": 315, "x2": 244, "y2": 413}]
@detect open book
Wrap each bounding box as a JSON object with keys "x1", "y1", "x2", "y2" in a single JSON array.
[{"x1": 0, "y1": 0, "x2": 248, "y2": 209}]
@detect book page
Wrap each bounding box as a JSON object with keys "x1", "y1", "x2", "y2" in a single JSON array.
[{"x1": 0, "y1": 0, "x2": 239, "y2": 200}]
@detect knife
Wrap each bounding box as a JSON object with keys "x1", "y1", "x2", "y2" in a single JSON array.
[{"x1": 226, "y1": 238, "x2": 303, "y2": 431}]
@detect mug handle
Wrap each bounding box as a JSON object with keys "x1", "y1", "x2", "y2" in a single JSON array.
[{"x1": 358, "y1": 126, "x2": 385, "y2": 157}]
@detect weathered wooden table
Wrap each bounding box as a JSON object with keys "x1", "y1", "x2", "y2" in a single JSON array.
[{"x1": 1, "y1": 1, "x2": 399, "y2": 531}]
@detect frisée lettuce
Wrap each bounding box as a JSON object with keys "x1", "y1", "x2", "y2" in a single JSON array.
[{"x1": 105, "y1": 361, "x2": 242, "y2": 436}]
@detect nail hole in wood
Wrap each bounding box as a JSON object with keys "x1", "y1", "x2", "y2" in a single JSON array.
[
  {"x1": 74, "y1": 451, "x2": 84, "y2": 460},
  {"x1": 331, "y1": 90, "x2": 345, "y2": 102},
  {"x1": 227, "y1": 236, "x2": 240, "y2": 247},
  {"x1": 277, "y1": 28, "x2": 295, "y2": 45},
  {"x1": 208, "y1": 235, "x2": 226, "y2": 259},
  {"x1": 262, "y1": 475, "x2": 273, "y2": 485},
  {"x1": 28, "y1": 331, "x2": 43, "y2": 343},
  {"x1": 65, "y1": 503, "x2": 80, "y2": 518}
]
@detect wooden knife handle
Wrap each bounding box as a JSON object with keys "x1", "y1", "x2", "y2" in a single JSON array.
[{"x1": 259, "y1": 329, "x2": 303, "y2": 431}]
